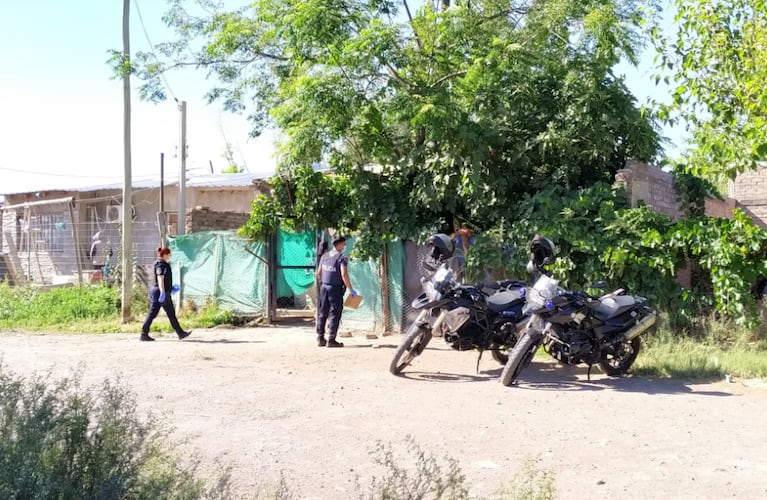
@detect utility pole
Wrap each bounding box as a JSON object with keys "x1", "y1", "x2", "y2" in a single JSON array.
[
  {"x1": 178, "y1": 101, "x2": 187, "y2": 235},
  {"x1": 121, "y1": 0, "x2": 133, "y2": 322}
]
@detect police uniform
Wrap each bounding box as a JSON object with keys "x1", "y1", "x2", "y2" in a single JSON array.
[
  {"x1": 141, "y1": 258, "x2": 187, "y2": 340},
  {"x1": 316, "y1": 247, "x2": 349, "y2": 344}
]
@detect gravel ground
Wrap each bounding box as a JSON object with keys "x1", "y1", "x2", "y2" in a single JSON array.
[{"x1": 2, "y1": 323, "x2": 767, "y2": 499}]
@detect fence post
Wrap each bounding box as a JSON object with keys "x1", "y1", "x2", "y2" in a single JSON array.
[{"x1": 380, "y1": 244, "x2": 391, "y2": 335}]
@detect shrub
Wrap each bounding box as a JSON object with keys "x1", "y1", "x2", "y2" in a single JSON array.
[{"x1": 0, "y1": 364, "x2": 230, "y2": 499}]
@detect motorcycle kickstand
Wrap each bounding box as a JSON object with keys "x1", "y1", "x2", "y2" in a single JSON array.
[
  {"x1": 586, "y1": 364, "x2": 593, "y2": 381},
  {"x1": 476, "y1": 351, "x2": 483, "y2": 374}
]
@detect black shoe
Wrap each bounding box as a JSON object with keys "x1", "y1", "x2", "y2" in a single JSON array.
[
  {"x1": 140, "y1": 335, "x2": 155, "y2": 342},
  {"x1": 327, "y1": 339, "x2": 344, "y2": 348},
  {"x1": 317, "y1": 336, "x2": 326, "y2": 347},
  {"x1": 178, "y1": 330, "x2": 192, "y2": 340}
]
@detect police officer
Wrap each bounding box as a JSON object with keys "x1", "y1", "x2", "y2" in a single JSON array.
[
  {"x1": 315, "y1": 235, "x2": 357, "y2": 348},
  {"x1": 140, "y1": 246, "x2": 192, "y2": 342}
]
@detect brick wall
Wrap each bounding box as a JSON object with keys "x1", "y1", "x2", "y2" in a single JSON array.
[
  {"x1": 616, "y1": 162, "x2": 739, "y2": 289},
  {"x1": 616, "y1": 162, "x2": 737, "y2": 221},
  {"x1": 615, "y1": 162, "x2": 684, "y2": 220},
  {"x1": 731, "y1": 165, "x2": 767, "y2": 227},
  {"x1": 186, "y1": 207, "x2": 251, "y2": 233}
]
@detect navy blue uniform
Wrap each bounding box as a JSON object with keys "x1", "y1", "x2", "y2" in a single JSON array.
[
  {"x1": 141, "y1": 259, "x2": 184, "y2": 336},
  {"x1": 316, "y1": 249, "x2": 348, "y2": 341}
]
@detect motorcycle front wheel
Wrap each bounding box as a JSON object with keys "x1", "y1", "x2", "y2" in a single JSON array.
[
  {"x1": 389, "y1": 322, "x2": 433, "y2": 375},
  {"x1": 500, "y1": 332, "x2": 541, "y2": 387},
  {"x1": 598, "y1": 337, "x2": 641, "y2": 376}
]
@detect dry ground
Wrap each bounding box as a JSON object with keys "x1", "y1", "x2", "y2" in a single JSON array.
[{"x1": 2, "y1": 322, "x2": 767, "y2": 499}]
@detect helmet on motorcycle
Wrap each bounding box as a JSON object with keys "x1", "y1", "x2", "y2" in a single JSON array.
[
  {"x1": 427, "y1": 233, "x2": 455, "y2": 262},
  {"x1": 530, "y1": 235, "x2": 556, "y2": 267}
]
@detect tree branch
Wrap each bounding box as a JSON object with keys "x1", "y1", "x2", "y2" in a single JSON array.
[
  {"x1": 430, "y1": 70, "x2": 468, "y2": 87},
  {"x1": 386, "y1": 63, "x2": 412, "y2": 88},
  {"x1": 402, "y1": 0, "x2": 423, "y2": 51}
]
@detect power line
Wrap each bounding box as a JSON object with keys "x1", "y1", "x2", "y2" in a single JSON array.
[
  {"x1": 133, "y1": 0, "x2": 179, "y2": 103},
  {"x1": 0, "y1": 166, "x2": 164, "y2": 180}
]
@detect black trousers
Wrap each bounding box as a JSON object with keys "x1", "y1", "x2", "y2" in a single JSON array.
[
  {"x1": 316, "y1": 283, "x2": 344, "y2": 340},
  {"x1": 142, "y1": 286, "x2": 184, "y2": 335}
]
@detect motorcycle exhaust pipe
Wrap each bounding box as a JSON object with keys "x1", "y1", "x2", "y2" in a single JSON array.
[{"x1": 623, "y1": 314, "x2": 657, "y2": 341}]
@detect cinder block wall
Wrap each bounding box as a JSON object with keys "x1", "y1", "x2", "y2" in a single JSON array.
[{"x1": 187, "y1": 207, "x2": 251, "y2": 233}]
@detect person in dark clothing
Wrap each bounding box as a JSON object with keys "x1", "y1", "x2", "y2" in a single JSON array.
[
  {"x1": 140, "y1": 246, "x2": 191, "y2": 342},
  {"x1": 315, "y1": 235, "x2": 357, "y2": 348}
]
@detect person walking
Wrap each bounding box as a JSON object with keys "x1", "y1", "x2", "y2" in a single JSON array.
[
  {"x1": 315, "y1": 235, "x2": 357, "y2": 348},
  {"x1": 140, "y1": 246, "x2": 191, "y2": 342}
]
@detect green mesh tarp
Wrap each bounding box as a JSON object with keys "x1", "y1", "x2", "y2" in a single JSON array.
[
  {"x1": 386, "y1": 240, "x2": 405, "y2": 332},
  {"x1": 276, "y1": 228, "x2": 315, "y2": 297},
  {"x1": 168, "y1": 231, "x2": 266, "y2": 315},
  {"x1": 166, "y1": 229, "x2": 405, "y2": 332},
  {"x1": 315, "y1": 236, "x2": 405, "y2": 332}
]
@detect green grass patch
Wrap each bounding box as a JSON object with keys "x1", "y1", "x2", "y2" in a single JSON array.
[
  {"x1": 634, "y1": 323, "x2": 767, "y2": 379},
  {"x1": 0, "y1": 282, "x2": 236, "y2": 333}
]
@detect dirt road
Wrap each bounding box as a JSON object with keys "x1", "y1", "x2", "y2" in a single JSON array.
[{"x1": 2, "y1": 323, "x2": 767, "y2": 499}]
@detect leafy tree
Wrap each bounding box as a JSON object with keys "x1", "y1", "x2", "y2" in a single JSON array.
[
  {"x1": 140, "y1": 0, "x2": 661, "y2": 257},
  {"x1": 654, "y1": 0, "x2": 767, "y2": 179}
]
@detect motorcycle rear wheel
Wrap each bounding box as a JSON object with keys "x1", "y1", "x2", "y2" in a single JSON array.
[
  {"x1": 491, "y1": 348, "x2": 508, "y2": 365},
  {"x1": 389, "y1": 322, "x2": 432, "y2": 375},
  {"x1": 598, "y1": 337, "x2": 641, "y2": 376},
  {"x1": 500, "y1": 332, "x2": 541, "y2": 387}
]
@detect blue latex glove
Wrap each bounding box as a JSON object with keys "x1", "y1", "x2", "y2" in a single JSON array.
[
  {"x1": 159, "y1": 291, "x2": 167, "y2": 303},
  {"x1": 350, "y1": 289, "x2": 358, "y2": 298},
  {"x1": 171, "y1": 284, "x2": 180, "y2": 294}
]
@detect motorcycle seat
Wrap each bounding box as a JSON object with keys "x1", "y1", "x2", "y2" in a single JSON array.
[
  {"x1": 487, "y1": 289, "x2": 525, "y2": 312},
  {"x1": 593, "y1": 295, "x2": 637, "y2": 320}
]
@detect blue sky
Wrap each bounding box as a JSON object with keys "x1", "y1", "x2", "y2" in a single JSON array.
[{"x1": 0, "y1": 0, "x2": 683, "y2": 196}]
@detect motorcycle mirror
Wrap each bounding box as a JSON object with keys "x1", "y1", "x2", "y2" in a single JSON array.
[{"x1": 589, "y1": 281, "x2": 607, "y2": 289}]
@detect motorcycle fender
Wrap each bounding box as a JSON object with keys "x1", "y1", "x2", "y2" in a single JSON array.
[{"x1": 411, "y1": 292, "x2": 431, "y2": 309}]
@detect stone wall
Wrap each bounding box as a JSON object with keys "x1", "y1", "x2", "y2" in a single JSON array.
[{"x1": 186, "y1": 207, "x2": 251, "y2": 233}]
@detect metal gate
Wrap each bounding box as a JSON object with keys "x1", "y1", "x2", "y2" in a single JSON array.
[{"x1": 266, "y1": 228, "x2": 317, "y2": 321}]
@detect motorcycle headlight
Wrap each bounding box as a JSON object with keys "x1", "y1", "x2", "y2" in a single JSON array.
[{"x1": 432, "y1": 266, "x2": 453, "y2": 294}]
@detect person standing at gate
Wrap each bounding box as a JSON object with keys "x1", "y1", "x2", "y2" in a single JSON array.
[
  {"x1": 140, "y1": 246, "x2": 192, "y2": 342},
  {"x1": 315, "y1": 235, "x2": 357, "y2": 348}
]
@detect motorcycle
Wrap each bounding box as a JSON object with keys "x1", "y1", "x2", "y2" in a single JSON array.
[
  {"x1": 499, "y1": 273, "x2": 657, "y2": 386},
  {"x1": 389, "y1": 263, "x2": 529, "y2": 375}
]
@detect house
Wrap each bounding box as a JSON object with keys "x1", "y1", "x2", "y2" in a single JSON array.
[{"x1": 0, "y1": 172, "x2": 272, "y2": 285}]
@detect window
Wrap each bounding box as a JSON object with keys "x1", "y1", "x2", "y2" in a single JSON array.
[{"x1": 33, "y1": 213, "x2": 65, "y2": 253}]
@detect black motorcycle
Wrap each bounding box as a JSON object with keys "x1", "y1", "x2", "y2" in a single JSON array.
[
  {"x1": 389, "y1": 263, "x2": 528, "y2": 375},
  {"x1": 500, "y1": 273, "x2": 656, "y2": 386}
]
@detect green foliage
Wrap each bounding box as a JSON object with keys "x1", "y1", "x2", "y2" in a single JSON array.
[
  {"x1": 495, "y1": 458, "x2": 557, "y2": 500},
  {"x1": 144, "y1": 0, "x2": 661, "y2": 258},
  {"x1": 359, "y1": 437, "x2": 471, "y2": 500},
  {"x1": 188, "y1": 298, "x2": 235, "y2": 328},
  {"x1": 653, "y1": 0, "x2": 767, "y2": 179},
  {"x1": 0, "y1": 282, "x2": 120, "y2": 328},
  {"x1": 0, "y1": 365, "x2": 230, "y2": 499},
  {"x1": 474, "y1": 184, "x2": 767, "y2": 328}
]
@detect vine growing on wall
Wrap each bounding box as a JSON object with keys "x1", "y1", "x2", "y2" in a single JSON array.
[{"x1": 467, "y1": 182, "x2": 767, "y2": 330}]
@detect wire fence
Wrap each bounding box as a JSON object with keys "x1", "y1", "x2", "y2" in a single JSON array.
[{"x1": 0, "y1": 207, "x2": 448, "y2": 335}]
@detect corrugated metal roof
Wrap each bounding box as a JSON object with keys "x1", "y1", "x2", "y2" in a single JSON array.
[{"x1": 0, "y1": 171, "x2": 274, "y2": 196}]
